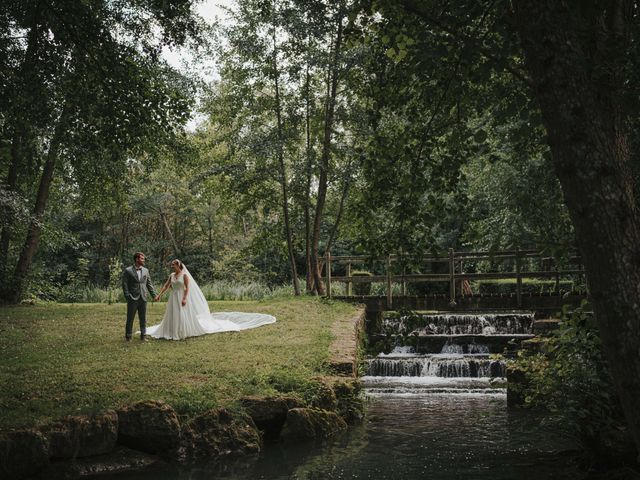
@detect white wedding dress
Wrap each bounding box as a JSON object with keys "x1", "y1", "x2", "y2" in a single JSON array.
[{"x1": 146, "y1": 268, "x2": 276, "y2": 340}]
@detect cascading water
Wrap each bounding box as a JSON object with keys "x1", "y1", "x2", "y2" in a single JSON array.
[{"x1": 365, "y1": 312, "x2": 534, "y2": 395}]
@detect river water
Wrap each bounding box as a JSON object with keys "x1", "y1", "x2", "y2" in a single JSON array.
[{"x1": 110, "y1": 391, "x2": 581, "y2": 480}]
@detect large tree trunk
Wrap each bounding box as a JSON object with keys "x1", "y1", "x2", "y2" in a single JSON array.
[
  {"x1": 0, "y1": 5, "x2": 42, "y2": 288},
  {"x1": 311, "y1": 9, "x2": 344, "y2": 296},
  {"x1": 304, "y1": 59, "x2": 313, "y2": 293},
  {"x1": 272, "y1": 10, "x2": 301, "y2": 296},
  {"x1": 10, "y1": 109, "x2": 67, "y2": 303},
  {"x1": 513, "y1": 0, "x2": 640, "y2": 456}
]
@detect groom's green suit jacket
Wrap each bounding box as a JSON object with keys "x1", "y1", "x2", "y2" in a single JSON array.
[{"x1": 122, "y1": 266, "x2": 157, "y2": 302}]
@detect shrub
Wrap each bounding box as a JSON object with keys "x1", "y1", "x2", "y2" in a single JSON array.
[
  {"x1": 476, "y1": 279, "x2": 573, "y2": 295},
  {"x1": 509, "y1": 302, "x2": 626, "y2": 456}
]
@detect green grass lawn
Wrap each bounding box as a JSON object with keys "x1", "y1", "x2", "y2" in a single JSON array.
[{"x1": 0, "y1": 297, "x2": 359, "y2": 429}]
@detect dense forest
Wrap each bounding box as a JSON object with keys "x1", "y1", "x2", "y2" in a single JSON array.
[{"x1": 2, "y1": 0, "x2": 640, "y2": 465}]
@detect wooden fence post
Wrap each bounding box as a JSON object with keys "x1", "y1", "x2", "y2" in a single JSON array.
[
  {"x1": 386, "y1": 255, "x2": 392, "y2": 309},
  {"x1": 346, "y1": 262, "x2": 352, "y2": 296},
  {"x1": 516, "y1": 250, "x2": 522, "y2": 308},
  {"x1": 449, "y1": 248, "x2": 456, "y2": 307},
  {"x1": 326, "y1": 252, "x2": 332, "y2": 298}
]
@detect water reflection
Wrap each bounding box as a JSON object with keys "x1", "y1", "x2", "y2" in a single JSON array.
[{"x1": 100, "y1": 394, "x2": 581, "y2": 480}]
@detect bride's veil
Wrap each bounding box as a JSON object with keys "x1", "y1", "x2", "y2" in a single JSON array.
[{"x1": 182, "y1": 265, "x2": 212, "y2": 320}]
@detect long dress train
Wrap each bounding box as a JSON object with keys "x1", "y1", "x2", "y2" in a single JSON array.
[{"x1": 146, "y1": 271, "x2": 276, "y2": 340}]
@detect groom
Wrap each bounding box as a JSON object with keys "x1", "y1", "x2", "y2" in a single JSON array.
[{"x1": 122, "y1": 252, "x2": 158, "y2": 341}]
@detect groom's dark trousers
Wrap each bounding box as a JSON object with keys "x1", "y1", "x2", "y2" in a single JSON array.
[{"x1": 126, "y1": 298, "x2": 147, "y2": 339}]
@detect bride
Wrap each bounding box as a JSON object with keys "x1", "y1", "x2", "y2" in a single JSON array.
[{"x1": 147, "y1": 259, "x2": 276, "y2": 340}]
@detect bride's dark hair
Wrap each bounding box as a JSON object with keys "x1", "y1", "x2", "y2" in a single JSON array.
[{"x1": 171, "y1": 259, "x2": 184, "y2": 270}]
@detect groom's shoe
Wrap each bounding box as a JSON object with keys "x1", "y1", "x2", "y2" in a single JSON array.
[
  {"x1": 140, "y1": 335, "x2": 147, "y2": 342},
  {"x1": 125, "y1": 336, "x2": 132, "y2": 342}
]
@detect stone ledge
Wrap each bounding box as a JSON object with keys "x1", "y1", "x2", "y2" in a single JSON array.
[{"x1": 328, "y1": 309, "x2": 365, "y2": 376}]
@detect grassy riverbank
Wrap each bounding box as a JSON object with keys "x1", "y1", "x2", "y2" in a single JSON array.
[{"x1": 0, "y1": 297, "x2": 359, "y2": 429}]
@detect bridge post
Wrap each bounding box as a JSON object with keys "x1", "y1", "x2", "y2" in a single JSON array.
[
  {"x1": 346, "y1": 262, "x2": 352, "y2": 296},
  {"x1": 326, "y1": 252, "x2": 332, "y2": 298},
  {"x1": 386, "y1": 255, "x2": 393, "y2": 309},
  {"x1": 516, "y1": 250, "x2": 522, "y2": 308},
  {"x1": 449, "y1": 248, "x2": 456, "y2": 307}
]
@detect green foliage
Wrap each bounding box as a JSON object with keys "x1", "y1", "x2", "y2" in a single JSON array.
[
  {"x1": 475, "y1": 279, "x2": 575, "y2": 295},
  {"x1": 509, "y1": 302, "x2": 623, "y2": 450},
  {"x1": 107, "y1": 257, "x2": 123, "y2": 305}
]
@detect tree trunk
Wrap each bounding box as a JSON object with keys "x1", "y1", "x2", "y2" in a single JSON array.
[
  {"x1": 272, "y1": 9, "x2": 301, "y2": 296},
  {"x1": 207, "y1": 198, "x2": 214, "y2": 256},
  {"x1": 513, "y1": 0, "x2": 640, "y2": 456},
  {"x1": 0, "y1": 4, "x2": 42, "y2": 288},
  {"x1": 10, "y1": 110, "x2": 67, "y2": 303},
  {"x1": 311, "y1": 8, "x2": 344, "y2": 296},
  {"x1": 304, "y1": 57, "x2": 313, "y2": 293},
  {"x1": 159, "y1": 210, "x2": 182, "y2": 257}
]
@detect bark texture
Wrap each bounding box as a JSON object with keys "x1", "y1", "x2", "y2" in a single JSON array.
[
  {"x1": 311, "y1": 11, "x2": 343, "y2": 296},
  {"x1": 10, "y1": 109, "x2": 68, "y2": 303},
  {"x1": 513, "y1": 0, "x2": 640, "y2": 456}
]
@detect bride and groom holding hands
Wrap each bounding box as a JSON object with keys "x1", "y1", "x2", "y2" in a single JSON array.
[{"x1": 122, "y1": 252, "x2": 275, "y2": 341}]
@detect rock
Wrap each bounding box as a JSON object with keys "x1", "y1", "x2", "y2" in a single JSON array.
[
  {"x1": 239, "y1": 396, "x2": 289, "y2": 441},
  {"x1": 280, "y1": 408, "x2": 347, "y2": 442},
  {"x1": 42, "y1": 411, "x2": 118, "y2": 459},
  {"x1": 0, "y1": 429, "x2": 49, "y2": 480},
  {"x1": 184, "y1": 407, "x2": 261, "y2": 460},
  {"x1": 332, "y1": 380, "x2": 365, "y2": 424},
  {"x1": 72, "y1": 446, "x2": 166, "y2": 477},
  {"x1": 489, "y1": 377, "x2": 508, "y2": 388},
  {"x1": 117, "y1": 400, "x2": 181, "y2": 456},
  {"x1": 41, "y1": 446, "x2": 166, "y2": 479},
  {"x1": 281, "y1": 396, "x2": 305, "y2": 410},
  {"x1": 506, "y1": 367, "x2": 527, "y2": 407},
  {"x1": 308, "y1": 381, "x2": 338, "y2": 411}
]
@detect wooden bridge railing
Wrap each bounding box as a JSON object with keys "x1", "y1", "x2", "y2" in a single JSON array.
[{"x1": 323, "y1": 249, "x2": 585, "y2": 308}]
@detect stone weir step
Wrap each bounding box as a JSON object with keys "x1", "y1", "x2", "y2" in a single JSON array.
[
  {"x1": 365, "y1": 354, "x2": 506, "y2": 378},
  {"x1": 370, "y1": 333, "x2": 535, "y2": 354},
  {"x1": 382, "y1": 312, "x2": 535, "y2": 336},
  {"x1": 362, "y1": 376, "x2": 507, "y2": 396}
]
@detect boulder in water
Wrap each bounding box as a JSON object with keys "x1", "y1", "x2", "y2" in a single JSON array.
[
  {"x1": 183, "y1": 407, "x2": 261, "y2": 459},
  {"x1": 117, "y1": 400, "x2": 181, "y2": 456},
  {"x1": 0, "y1": 429, "x2": 49, "y2": 480},
  {"x1": 240, "y1": 396, "x2": 290, "y2": 441},
  {"x1": 281, "y1": 408, "x2": 347, "y2": 442},
  {"x1": 41, "y1": 411, "x2": 118, "y2": 459}
]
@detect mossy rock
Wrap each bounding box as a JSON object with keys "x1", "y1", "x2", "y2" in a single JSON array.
[
  {"x1": 280, "y1": 408, "x2": 347, "y2": 442},
  {"x1": 42, "y1": 411, "x2": 118, "y2": 459},
  {"x1": 0, "y1": 429, "x2": 49, "y2": 480},
  {"x1": 116, "y1": 400, "x2": 181, "y2": 457},
  {"x1": 183, "y1": 407, "x2": 260, "y2": 460},
  {"x1": 332, "y1": 380, "x2": 365, "y2": 424}
]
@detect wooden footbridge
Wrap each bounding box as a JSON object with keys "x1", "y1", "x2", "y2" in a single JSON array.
[{"x1": 323, "y1": 249, "x2": 588, "y2": 316}]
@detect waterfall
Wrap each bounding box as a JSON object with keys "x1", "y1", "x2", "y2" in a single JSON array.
[
  {"x1": 364, "y1": 312, "x2": 530, "y2": 394},
  {"x1": 440, "y1": 341, "x2": 490, "y2": 354},
  {"x1": 366, "y1": 355, "x2": 505, "y2": 378},
  {"x1": 383, "y1": 313, "x2": 534, "y2": 336},
  {"x1": 441, "y1": 342, "x2": 464, "y2": 354}
]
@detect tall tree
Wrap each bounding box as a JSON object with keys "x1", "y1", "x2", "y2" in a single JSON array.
[
  {"x1": 512, "y1": 0, "x2": 640, "y2": 456},
  {"x1": 0, "y1": 0, "x2": 200, "y2": 302}
]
